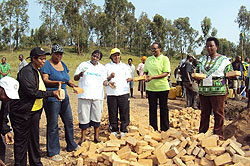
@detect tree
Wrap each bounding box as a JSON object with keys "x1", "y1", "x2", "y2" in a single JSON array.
[
  {"x1": 200, "y1": 17, "x2": 217, "y2": 45},
  {"x1": 132, "y1": 12, "x2": 151, "y2": 56},
  {"x1": 150, "y1": 14, "x2": 167, "y2": 51},
  {"x1": 174, "y1": 17, "x2": 199, "y2": 58},
  {"x1": 236, "y1": 6, "x2": 250, "y2": 57}
]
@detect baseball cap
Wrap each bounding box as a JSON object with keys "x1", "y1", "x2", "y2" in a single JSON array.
[
  {"x1": 52, "y1": 44, "x2": 64, "y2": 53},
  {"x1": 110, "y1": 48, "x2": 121, "y2": 55},
  {"x1": 30, "y1": 47, "x2": 50, "y2": 58},
  {"x1": 0, "y1": 76, "x2": 19, "y2": 99}
]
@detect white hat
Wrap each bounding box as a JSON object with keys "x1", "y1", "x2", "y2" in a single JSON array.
[{"x1": 0, "y1": 76, "x2": 19, "y2": 99}]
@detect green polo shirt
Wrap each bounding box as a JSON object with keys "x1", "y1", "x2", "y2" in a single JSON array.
[
  {"x1": 0, "y1": 62, "x2": 10, "y2": 79},
  {"x1": 144, "y1": 54, "x2": 171, "y2": 91}
]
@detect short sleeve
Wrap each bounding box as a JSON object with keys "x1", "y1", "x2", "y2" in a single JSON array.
[
  {"x1": 40, "y1": 60, "x2": 51, "y2": 75},
  {"x1": 74, "y1": 62, "x2": 84, "y2": 76},
  {"x1": 162, "y1": 56, "x2": 171, "y2": 73}
]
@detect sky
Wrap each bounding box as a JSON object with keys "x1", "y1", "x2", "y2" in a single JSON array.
[{"x1": 27, "y1": 0, "x2": 249, "y2": 50}]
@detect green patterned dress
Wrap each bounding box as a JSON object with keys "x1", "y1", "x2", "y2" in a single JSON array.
[{"x1": 196, "y1": 55, "x2": 233, "y2": 96}]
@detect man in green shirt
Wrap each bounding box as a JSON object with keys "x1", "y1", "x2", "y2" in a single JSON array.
[{"x1": 0, "y1": 57, "x2": 10, "y2": 79}]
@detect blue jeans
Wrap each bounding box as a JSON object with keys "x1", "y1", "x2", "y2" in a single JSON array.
[{"x1": 44, "y1": 98, "x2": 77, "y2": 157}]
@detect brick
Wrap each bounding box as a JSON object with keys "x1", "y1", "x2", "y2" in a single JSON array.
[
  {"x1": 201, "y1": 135, "x2": 218, "y2": 147},
  {"x1": 88, "y1": 142, "x2": 98, "y2": 153},
  {"x1": 169, "y1": 139, "x2": 181, "y2": 147},
  {"x1": 160, "y1": 142, "x2": 171, "y2": 153},
  {"x1": 229, "y1": 163, "x2": 244, "y2": 166},
  {"x1": 197, "y1": 148, "x2": 206, "y2": 158},
  {"x1": 179, "y1": 139, "x2": 188, "y2": 149},
  {"x1": 221, "y1": 139, "x2": 231, "y2": 148},
  {"x1": 206, "y1": 147, "x2": 225, "y2": 155},
  {"x1": 166, "y1": 147, "x2": 179, "y2": 159},
  {"x1": 113, "y1": 159, "x2": 130, "y2": 166},
  {"x1": 161, "y1": 131, "x2": 170, "y2": 140},
  {"x1": 226, "y1": 146, "x2": 237, "y2": 155},
  {"x1": 232, "y1": 154, "x2": 250, "y2": 165},
  {"x1": 192, "y1": 147, "x2": 200, "y2": 156},
  {"x1": 138, "y1": 125, "x2": 149, "y2": 136},
  {"x1": 180, "y1": 155, "x2": 195, "y2": 162},
  {"x1": 117, "y1": 145, "x2": 131, "y2": 159},
  {"x1": 144, "y1": 135, "x2": 152, "y2": 142},
  {"x1": 99, "y1": 146, "x2": 119, "y2": 152},
  {"x1": 76, "y1": 157, "x2": 84, "y2": 166},
  {"x1": 200, "y1": 157, "x2": 214, "y2": 166},
  {"x1": 137, "y1": 140, "x2": 148, "y2": 146},
  {"x1": 128, "y1": 126, "x2": 138, "y2": 133},
  {"x1": 102, "y1": 152, "x2": 115, "y2": 160},
  {"x1": 186, "y1": 141, "x2": 198, "y2": 155},
  {"x1": 185, "y1": 160, "x2": 195, "y2": 166},
  {"x1": 85, "y1": 154, "x2": 99, "y2": 163},
  {"x1": 138, "y1": 151, "x2": 152, "y2": 159},
  {"x1": 173, "y1": 157, "x2": 186, "y2": 166},
  {"x1": 125, "y1": 136, "x2": 138, "y2": 146},
  {"x1": 205, "y1": 154, "x2": 217, "y2": 161},
  {"x1": 155, "y1": 148, "x2": 168, "y2": 164},
  {"x1": 175, "y1": 149, "x2": 186, "y2": 158},
  {"x1": 109, "y1": 133, "x2": 118, "y2": 140},
  {"x1": 141, "y1": 145, "x2": 155, "y2": 153},
  {"x1": 138, "y1": 159, "x2": 153, "y2": 166},
  {"x1": 230, "y1": 140, "x2": 245, "y2": 156},
  {"x1": 149, "y1": 139, "x2": 159, "y2": 147},
  {"x1": 214, "y1": 153, "x2": 232, "y2": 166},
  {"x1": 150, "y1": 132, "x2": 162, "y2": 141}
]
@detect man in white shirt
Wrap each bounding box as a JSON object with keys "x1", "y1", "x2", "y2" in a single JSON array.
[
  {"x1": 18, "y1": 54, "x2": 28, "y2": 73},
  {"x1": 127, "y1": 58, "x2": 135, "y2": 98},
  {"x1": 105, "y1": 48, "x2": 133, "y2": 137}
]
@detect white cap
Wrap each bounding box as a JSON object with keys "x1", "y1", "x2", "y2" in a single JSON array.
[{"x1": 0, "y1": 76, "x2": 19, "y2": 99}]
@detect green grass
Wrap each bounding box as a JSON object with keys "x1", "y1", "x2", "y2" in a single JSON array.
[{"x1": 0, "y1": 47, "x2": 180, "y2": 83}]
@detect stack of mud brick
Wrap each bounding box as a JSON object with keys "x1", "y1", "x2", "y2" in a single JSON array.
[{"x1": 74, "y1": 107, "x2": 250, "y2": 166}]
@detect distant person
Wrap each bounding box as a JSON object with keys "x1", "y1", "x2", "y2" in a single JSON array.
[
  {"x1": 74, "y1": 50, "x2": 106, "y2": 144},
  {"x1": 105, "y1": 48, "x2": 133, "y2": 138},
  {"x1": 9, "y1": 47, "x2": 61, "y2": 166},
  {"x1": 127, "y1": 58, "x2": 135, "y2": 98},
  {"x1": 0, "y1": 57, "x2": 10, "y2": 79},
  {"x1": 41, "y1": 44, "x2": 79, "y2": 161},
  {"x1": 181, "y1": 55, "x2": 195, "y2": 107},
  {"x1": 232, "y1": 56, "x2": 245, "y2": 99},
  {"x1": 144, "y1": 42, "x2": 171, "y2": 131},
  {"x1": 0, "y1": 77, "x2": 19, "y2": 166},
  {"x1": 137, "y1": 56, "x2": 147, "y2": 98},
  {"x1": 195, "y1": 37, "x2": 233, "y2": 140},
  {"x1": 18, "y1": 54, "x2": 28, "y2": 73}
]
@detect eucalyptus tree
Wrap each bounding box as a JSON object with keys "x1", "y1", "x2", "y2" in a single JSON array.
[
  {"x1": 236, "y1": 5, "x2": 250, "y2": 56},
  {"x1": 150, "y1": 14, "x2": 167, "y2": 50},
  {"x1": 173, "y1": 17, "x2": 199, "y2": 57},
  {"x1": 104, "y1": 0, "x2": 130, "y2": 47},
  {"x1": 200, "y1": 17, "x2": 217, "y2": 44},
  {"x1": 132, "y1": 12, "x2": 151, "y2": 56}
]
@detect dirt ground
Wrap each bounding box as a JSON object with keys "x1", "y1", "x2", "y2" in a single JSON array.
[{"x1": 4, "y1": 88, "x2": 250, "y2": 165}]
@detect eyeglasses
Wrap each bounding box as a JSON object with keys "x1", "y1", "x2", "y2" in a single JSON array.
[{"x1": 151, "y1": 48, "x2": 157, "y2": 51}]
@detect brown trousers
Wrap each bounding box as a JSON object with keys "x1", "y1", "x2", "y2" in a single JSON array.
[{"x1": 199, "y1": 95, "x2": 226, "y2": 138}]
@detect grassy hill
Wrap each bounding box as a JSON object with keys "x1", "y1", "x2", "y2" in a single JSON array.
[{"x1": 0, "y1": 47, "x2": 180, "y2": 84}]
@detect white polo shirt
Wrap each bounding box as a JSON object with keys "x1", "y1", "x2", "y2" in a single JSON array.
[
  {"x1": 105, "y1": 61, "x2": 131, "y2": 96},
  {"x1": 74, "y1": 60, "x2": 106, "y2": 100}
]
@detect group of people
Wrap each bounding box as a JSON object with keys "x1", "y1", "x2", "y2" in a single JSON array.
[{"x1": 0, "y1": 37, "x2": 242, "y2": 165}]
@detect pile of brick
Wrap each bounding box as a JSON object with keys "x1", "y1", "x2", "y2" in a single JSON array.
[{"x1": 74, "y1": 108, "x2": 250, "y2": 166}]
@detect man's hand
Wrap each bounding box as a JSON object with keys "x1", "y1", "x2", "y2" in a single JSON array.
[
  {"x1": 0, "y1": 159, "x2": 6, "y2": 166},
  {"x1": 5, "y1": 132, "x2": 14, "y2": 145}
]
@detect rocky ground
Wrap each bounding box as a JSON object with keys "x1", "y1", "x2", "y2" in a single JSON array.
[{"x1": 4, "y1": 89, "x2": 250, "y2": 165}]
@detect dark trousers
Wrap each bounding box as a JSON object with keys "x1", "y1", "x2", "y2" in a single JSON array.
[
  {"x1": 107, "y1": 94, "x2": 130, "y2": 132},
  {"x1": 0, "y1": 135, "x2": 5, "y2": 162},
  {"x1": 147, "y1": 90, "x2": 169, "y2": 131},
  {"x1": 199, "y1": 95, "x2": 226, "y2": 138},
  {"x1": 10, "y1": 109, "x2": 43, "y2": 166},
  {"x1": 44, "y1": 99, "x2": 77, "y2": 157}
]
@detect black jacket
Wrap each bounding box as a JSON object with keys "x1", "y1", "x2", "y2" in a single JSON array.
[
  {"x1": 10, "y1": 63, "x2": 54, "y2": 120},
  {"x1": 0, "y1": 102, "x2": 11, "y2": 135}
]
